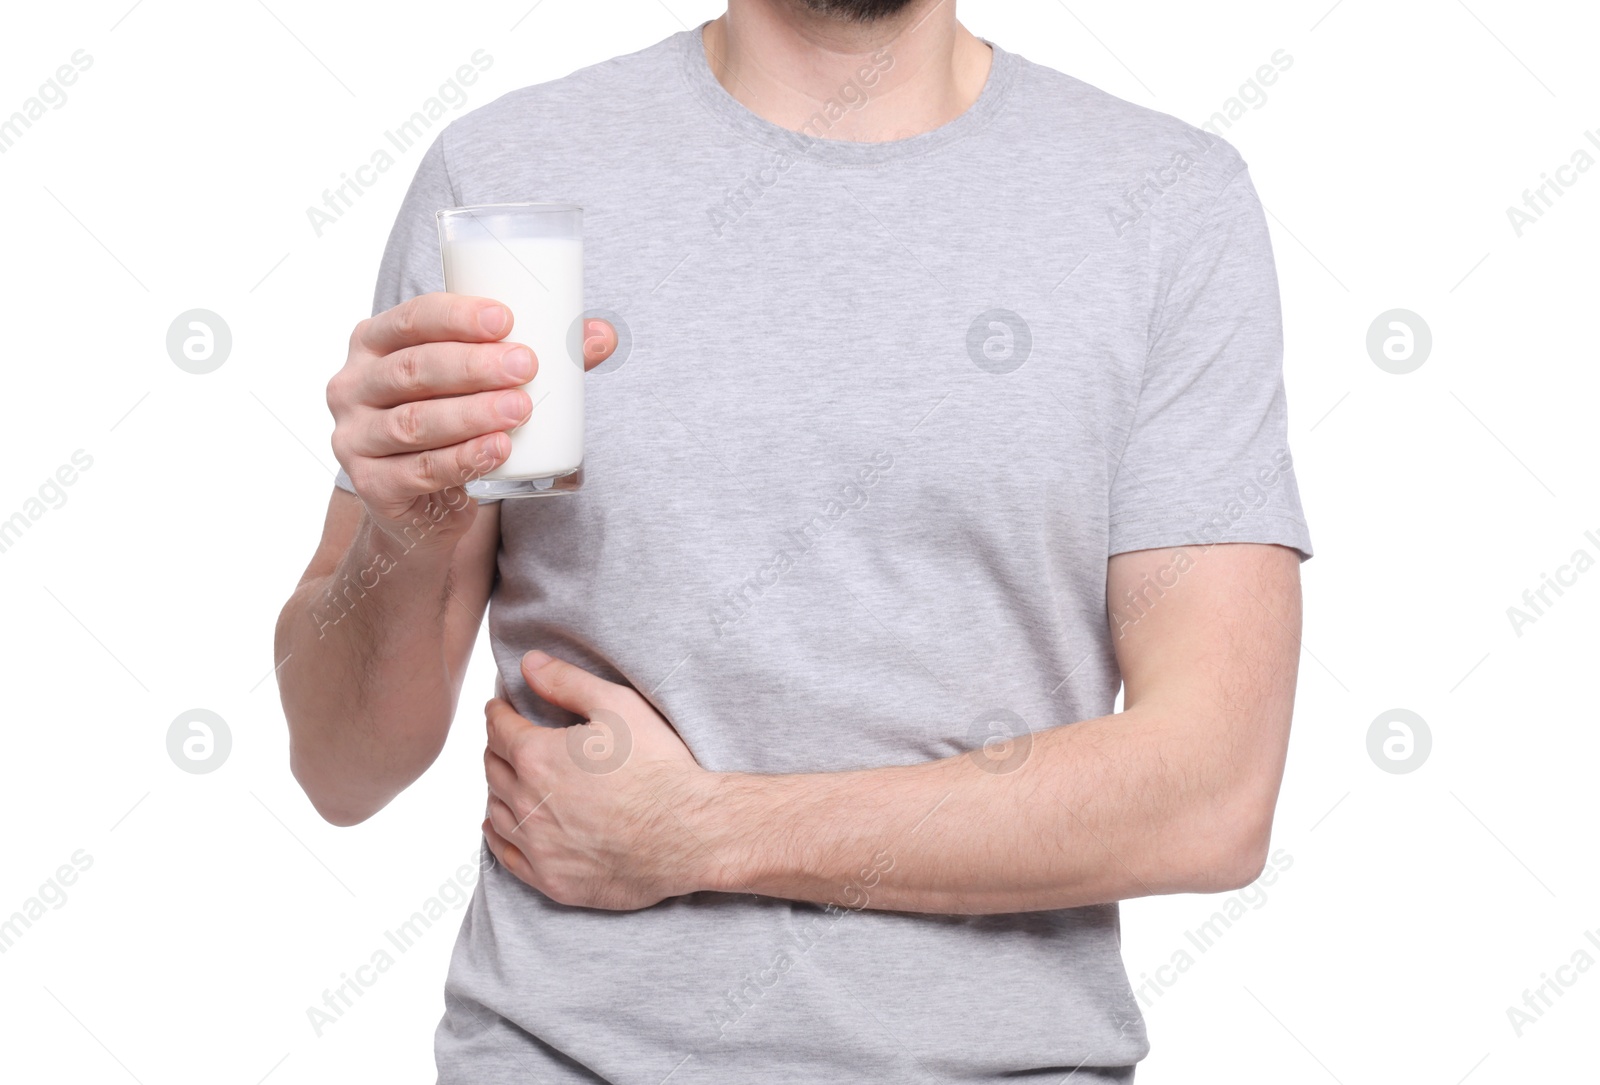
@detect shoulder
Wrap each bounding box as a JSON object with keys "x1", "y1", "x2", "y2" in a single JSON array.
[
  {"x1": 438, "y1": 34, "x2": 683, "y2": 161},
  {"x1": 1003, "y1": 49, "x2": 1249, "y2": 237}
]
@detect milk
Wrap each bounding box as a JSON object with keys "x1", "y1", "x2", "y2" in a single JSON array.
[{"x1": 440, "y1": 234, "x2": 584, "y2": 481}]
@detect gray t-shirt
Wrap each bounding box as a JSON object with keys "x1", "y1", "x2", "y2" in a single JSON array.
[{"x1": 335, "y1": 24, "x2": 1312, "y2": 1084}]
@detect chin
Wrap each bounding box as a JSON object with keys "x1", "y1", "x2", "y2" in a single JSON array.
[{"x1": 793, "y1": 0, "x2": 922, "y2": 23}]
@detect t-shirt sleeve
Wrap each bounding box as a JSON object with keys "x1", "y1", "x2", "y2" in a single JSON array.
[
  {"x1": 334, "y1": 131, "x2": 458, "y2": 497},
  {"x1": 1107, "y1": 162, "x2": 1313, "y2": 561}
]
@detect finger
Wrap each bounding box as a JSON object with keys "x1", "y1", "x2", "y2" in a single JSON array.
[
  {"x1": 582, "y1": 319, "x2": 618, "y2": 372},
  {"x1": 488, "y1": 792, "x2": 547, "y2": 849},
  {"x1": 358, "y1": 293, "x2": 513, "y2": 357},
  {"x1": 485, "y1": 697, "x2": 539, "y2": 763},
  {"x1": 357, "y1": 340, "x2": 536, "y2": 409},
  {"x1": 349, "y1": 387, "x2": 532, "y2": 456},
  {"x1": 487, "y1": 793, "x2": 527, "y2": 838},
  {"x1": 522, "y1": 651, "x2": 628, "y2": 719},
  {"x1": 482, "y1": 816, "x2": 536, "y2": 885},
  {"x1": 352, "y1": 431, "x2": 510, "y2": 506},
  {"x1": 483, "y1": 746, "x2": 519, "y2": 802}
]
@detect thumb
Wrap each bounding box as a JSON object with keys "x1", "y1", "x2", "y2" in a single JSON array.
[
  {"x1": 521, "y1": 650, "x2": 620, "y2": 718},
  {"x1": 582, "y1": 318, "x2": 617, "y2": 371}
]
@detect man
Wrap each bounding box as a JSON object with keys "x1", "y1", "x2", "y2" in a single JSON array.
[{"x1": 276, "y1": 0, "x2": 1313, "y2": 1080}]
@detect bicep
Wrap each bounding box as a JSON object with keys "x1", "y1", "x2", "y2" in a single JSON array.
[{"x1": 1106, "y1": 543, "x2": 1302, "y2": 766}]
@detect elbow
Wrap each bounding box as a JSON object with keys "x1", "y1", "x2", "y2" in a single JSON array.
[
  {"x1": 285, "y1": 717, "x2": 443, "y2": 827},
  {"x1": 306, "y1": 797, "x2": 377, "y2": 829},
  {"x1": 1217, "y1": 817, "x2": 1273, "y2": 892},
  {"x1": 1181, "y1": 797, "x2": 1276, "y2": 895},
  {"x1": 289, "y1": 741, "x2": 381, "y2": 827}
]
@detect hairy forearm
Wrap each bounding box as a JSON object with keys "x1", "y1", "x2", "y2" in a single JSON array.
[
  {"x1": 275, "y1": 515, "x2": 460, "y2": 825},
  {"x1": 696, "y1": 705, "x2": 1278, "y2": 914}
]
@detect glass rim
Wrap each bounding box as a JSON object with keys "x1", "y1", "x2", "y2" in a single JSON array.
[{"x1": 437, "y1": 202, "x2": 582, "y2": 221}]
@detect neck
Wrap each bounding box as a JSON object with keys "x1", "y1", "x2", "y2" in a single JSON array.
[{"x1": 702, "y1": 0, "x2": 992, "y2": 142}]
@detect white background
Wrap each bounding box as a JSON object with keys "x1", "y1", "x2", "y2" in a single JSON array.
[{"x1": 1, "y1": 1, "x2": 1596, "y2": 1082}]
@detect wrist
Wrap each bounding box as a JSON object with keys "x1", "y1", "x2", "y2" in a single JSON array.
[
  {"x1": 687, "y1": 771, "x2": 770, "y2": 896},
  {"x1": 357, "y1": 508, "x2": 463, "y2": 572}
]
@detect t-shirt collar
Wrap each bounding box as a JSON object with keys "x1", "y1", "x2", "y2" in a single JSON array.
[{"x1": 677, "y1": 20, "x2": 1018, "y2": 166}]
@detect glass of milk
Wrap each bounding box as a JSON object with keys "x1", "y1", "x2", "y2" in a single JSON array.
[{"x1": 436, "y1": 203, "x2": 584, "y2": 500}]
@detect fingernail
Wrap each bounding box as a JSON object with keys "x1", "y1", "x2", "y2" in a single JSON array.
[
  {"x1": 524, "y1": 650, "x2": 550, "y2": 669},
  {"x1": 481, "y1": 306, "x2": 510, "y2": 336},
  {"x1": 497, "y1": 391, "x2": 530, "y2": 423},
  {"x1": 503, "y1": 346, "x2": 534, "y2": 380}
]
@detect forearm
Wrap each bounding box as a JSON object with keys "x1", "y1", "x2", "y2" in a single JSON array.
[
  {"x1": 275, "y1": 513, "x2": 462, "y2": 825},
  {"x1": 698, "y1": 704, "x2": 1277, "y2": 914}
]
